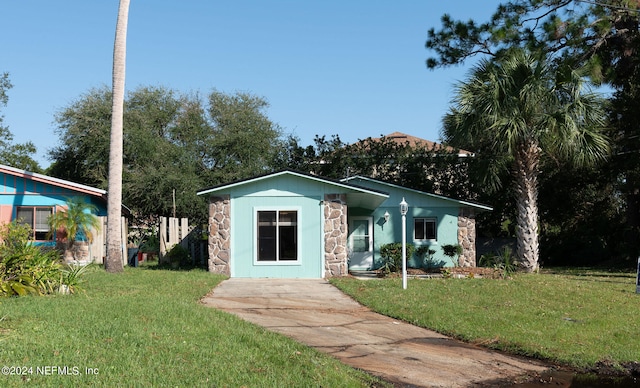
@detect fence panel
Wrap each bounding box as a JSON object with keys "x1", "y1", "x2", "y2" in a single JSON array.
[{"x1": 158, "y1": 216, "x2": 207, "y2": 266}]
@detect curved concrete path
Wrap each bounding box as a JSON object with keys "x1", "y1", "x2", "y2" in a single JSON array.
[{"x1": 201, "y1": 278, "x2": 551, "y2": 387}]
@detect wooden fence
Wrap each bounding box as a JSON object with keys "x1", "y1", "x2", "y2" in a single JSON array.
[
  {"x1": 88, "y1": 216, "x2": 128, "y2": 266},
  {"x1": 158, "y1": 217, "x2": 208, "y2": 266},
  {"x1": 85, "y1": 216, "x2": 207, "y2": 267}
]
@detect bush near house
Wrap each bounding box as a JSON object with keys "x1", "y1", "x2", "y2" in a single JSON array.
[
  {"x1": 0, "y1": 221, "x2": 87, "y2": 296},
  {"x1": 379, "y1": 242, "x2": 415, "y2": 274}
]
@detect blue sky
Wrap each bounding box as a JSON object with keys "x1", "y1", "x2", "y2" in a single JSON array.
[{"x1": 1, "y1": 1, "x2": 498, "y2": 168}]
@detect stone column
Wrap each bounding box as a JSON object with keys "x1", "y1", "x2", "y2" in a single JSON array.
[
  {"x1": 208, "y1": 195, "x2": 231, "y2": 276},
  {"x1": 458, "y1": 208, "x2": 476, "y2": 267},
  {"x1": 324, "y1": 194, "x2": 348, "y2": 277}
]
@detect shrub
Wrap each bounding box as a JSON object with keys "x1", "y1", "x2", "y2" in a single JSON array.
[
  {"x1": 379, "y1": 243, "x2": 415, "y2": 274},
  {"x1": 479, "y1": 247, "x2": 519, "y2": 279},
  {"x1": 0, "y1": 221, "x2": 87, "y2": 297},
  {"x1": 441, "y1": 244, "x2": 463, "y2": 267},
  {"x1": 165, "y1": 244, "x2": 191, "y2": 268},
  {"x1": 415, "y1": 246, "x2": 441, "y2": 269}
]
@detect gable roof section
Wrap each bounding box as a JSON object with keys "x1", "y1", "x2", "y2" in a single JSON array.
[
  {"x1": 0, "y1": 164, "x2": 107, "y2": 198},
  {"x1": 342, "y1": 175, "x2": 492, "y2": 212},
  {"x1": 197, "y1": 170, "x2": 389, "y2": 210}
]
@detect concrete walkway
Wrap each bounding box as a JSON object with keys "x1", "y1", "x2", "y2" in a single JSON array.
[{"x1": 201, "y1": 278, "x2": 551, "y2": 387}]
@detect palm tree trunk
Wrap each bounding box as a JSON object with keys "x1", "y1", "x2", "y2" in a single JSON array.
[
  {"x1": 514, "y1": 140, "x2": 540, "y2": 273},
  {"x1": 105, "y1": 0, "x2": 130, "y2": 273}
]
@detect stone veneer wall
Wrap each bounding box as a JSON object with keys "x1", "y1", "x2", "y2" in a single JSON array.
[
  {"x1": 324, "y1": 194, "x2": 348, "y2": 277},
  {"x1": 208, "y1": 195, "x2": 231, "y2": 276},
  {"x1": 457, "y1": 208, "x2": 476, "y2": 267}
]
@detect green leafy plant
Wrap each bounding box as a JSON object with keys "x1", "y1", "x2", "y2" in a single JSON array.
[
  {"x1": 415, "y1": 246, "x2": 441, "y2": 269},
  {"x1": 165, "y1": 244, "x2": 190, "y2": 268},
  {"x1": 379, "y1": 243, "x2": 415, "y2": 274},
  {"x1": 47, "y1": 197, "x2": 101, "y2": 262},
  {"x1": 139, "y1": 233, "x2": 159, "y2": 253},
  {"x1": 479, "y1": 247, "x2": 519, "y2": 279},
  {"x1": 60, "y1": 263, "x2": 92, "y2": 294},
  {"x1": 441, "y1": 244, "x2": 463, "y2": 267},
  {"x1": 0, "y1": 221, "x2": 64, "y2": 297}
]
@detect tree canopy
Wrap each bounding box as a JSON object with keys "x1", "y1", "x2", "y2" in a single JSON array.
[
  {"x1": 428, "y1": 0, "x2": 640, "y2": 263},
  {"x1": 48, "y1": 86, "x2": 286, "y2": 225},
  {"x1": 444, "y1": 48, "x2": 609, "y2": 271},
  {"x1": 0, "y1": 72, "x2": 41, "y2": 172}
]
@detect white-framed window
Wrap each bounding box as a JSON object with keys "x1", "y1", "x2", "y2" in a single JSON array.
[
  {"x1": 414, "y1": 217, "x2": 437, "y2": 241},
  {"x1": 256, "y1": 209, "x2": 299, "y2": 262},
  {"x1": 16, "y1": 206, "x2": 53, "y2": 241}
]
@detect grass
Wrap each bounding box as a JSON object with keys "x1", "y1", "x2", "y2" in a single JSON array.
[
  {"x1": 0, "y1": 265, "x2": 384, "y2": 387},
  {"x1": 331, "y1": 268, "x2": 640, "y2": 370}
]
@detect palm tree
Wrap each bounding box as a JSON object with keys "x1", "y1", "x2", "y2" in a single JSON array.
[
  {"x1": 105, "y1": 0, "x2": 130, "y2": 273},
  {"x1": 443, "y1": 48, "x2": 609, "y2": 272},
  {"x1": 48, "y1": 197, "x2": 102, "y2": 262}
]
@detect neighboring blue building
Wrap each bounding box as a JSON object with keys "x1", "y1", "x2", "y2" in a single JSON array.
[
  {"x1": 198, "y1": 170, "x2": 491, "y2": 278},
  {"x1": 0, "y1": 164, "x2": 109, "y2": 262}
]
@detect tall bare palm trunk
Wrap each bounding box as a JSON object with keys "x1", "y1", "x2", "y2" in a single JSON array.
[
  {"x1": 514, "y1": 140, "x2": 540, "y2": 272},
  {"x1": 105, "y1": 0, "x2": 130, "y2": 273}
]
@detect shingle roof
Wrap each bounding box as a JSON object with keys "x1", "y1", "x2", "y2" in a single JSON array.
[{"x1": 364, "y1": 131, "x2": 473, "y2": 156}]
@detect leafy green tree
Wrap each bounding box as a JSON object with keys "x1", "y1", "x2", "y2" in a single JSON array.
[
  {"x1": 0, "y1": 72, "x2": 40, "y2": 172},
  {"x1": 205, "y1": 91, "x2": 284, "y2": 182},
  {"x1": 49, "y1": 86, "x2": 284, "y2": 225},
  {"x1": 443, "y1": 48, "x2": 609, "y2": 272},
  {"x1": 47, "y1": 197, "x2": 102, "y2": 262},
  {"x1": 427, "y1": 0, "x2": 640, "y2": 262},
  {"x1": 48, "y1": 87, "x2": 112, "y2": 187},
  {"x1": 280, "y1": 134, "x2": 472, "y2": 200}
]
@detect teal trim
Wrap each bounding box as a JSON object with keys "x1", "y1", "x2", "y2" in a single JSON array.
[{"x1": 343, "y1": 176, "x2": 492, "y2": 211}]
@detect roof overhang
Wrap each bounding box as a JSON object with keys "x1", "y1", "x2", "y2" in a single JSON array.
[
  {"x1": 0, "y1": 164, "x2": 107, "y2": 197},
  {"x1": 197, "y1": 170, "x2": 389, "y2": 210},
  {"x1": 342, "y1": 175, "x2": 492, "y2": 212}
]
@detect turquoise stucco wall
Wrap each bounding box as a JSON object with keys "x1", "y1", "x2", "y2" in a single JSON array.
[
  {"x1": 347, "y1": 178, "x2": 462, "y2": 269},
  {"x1": 231, "y1": 195, "x2": 323, "y2": 278},
  {"x1": 221, "y1": 174, "x2": 367, "y2": 278}
]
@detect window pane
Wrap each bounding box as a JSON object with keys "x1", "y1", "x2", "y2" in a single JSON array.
[
  {"x1": 414, "y1": 219, "x2": 425, "y2": 240},
  {"x1": 259, "y1": 211, "x2": 276, "y2": 225},
  {"x1": 17, "y1": 208, "x2": 33, "y2": 227},
  {"x1": 414, "y1": 218, "x2": 436, "y2": 240},
  {"x1": 352, "y1": 236, "x2": 369, "y2": 252},
  {"x1": 278, "y1": 211, "x2": 297, "y2": 260},
  {"x1": 352, "y1": 219, "x2": 368, "y2": 236},
  {"x1": 258, "y1": 211, "x2": 276, "y2": 261},
  {"x1": 425, "y1": 220, "x2": 436, "y2": 240},
  {"x1": 278, "y1": 211, "x2": 297, "y2": 225},
  {"x1": 35, "y1": 208, "x2": 52, "y2": 231},
  {"x1": 279, "y1": 225, "x2": 297, "y2": 260}
]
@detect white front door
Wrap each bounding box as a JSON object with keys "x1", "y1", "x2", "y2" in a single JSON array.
[{"x1": 348, "y1": 217, "x2": 373, "y2": 270}]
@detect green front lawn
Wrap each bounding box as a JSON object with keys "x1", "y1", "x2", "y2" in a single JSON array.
[
  {"x1": 0, "y1": 266, "x2": 384, "y2": 387},
  {"x1": 331, "y1": 268, "x2": 640, "y2": 370}
]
